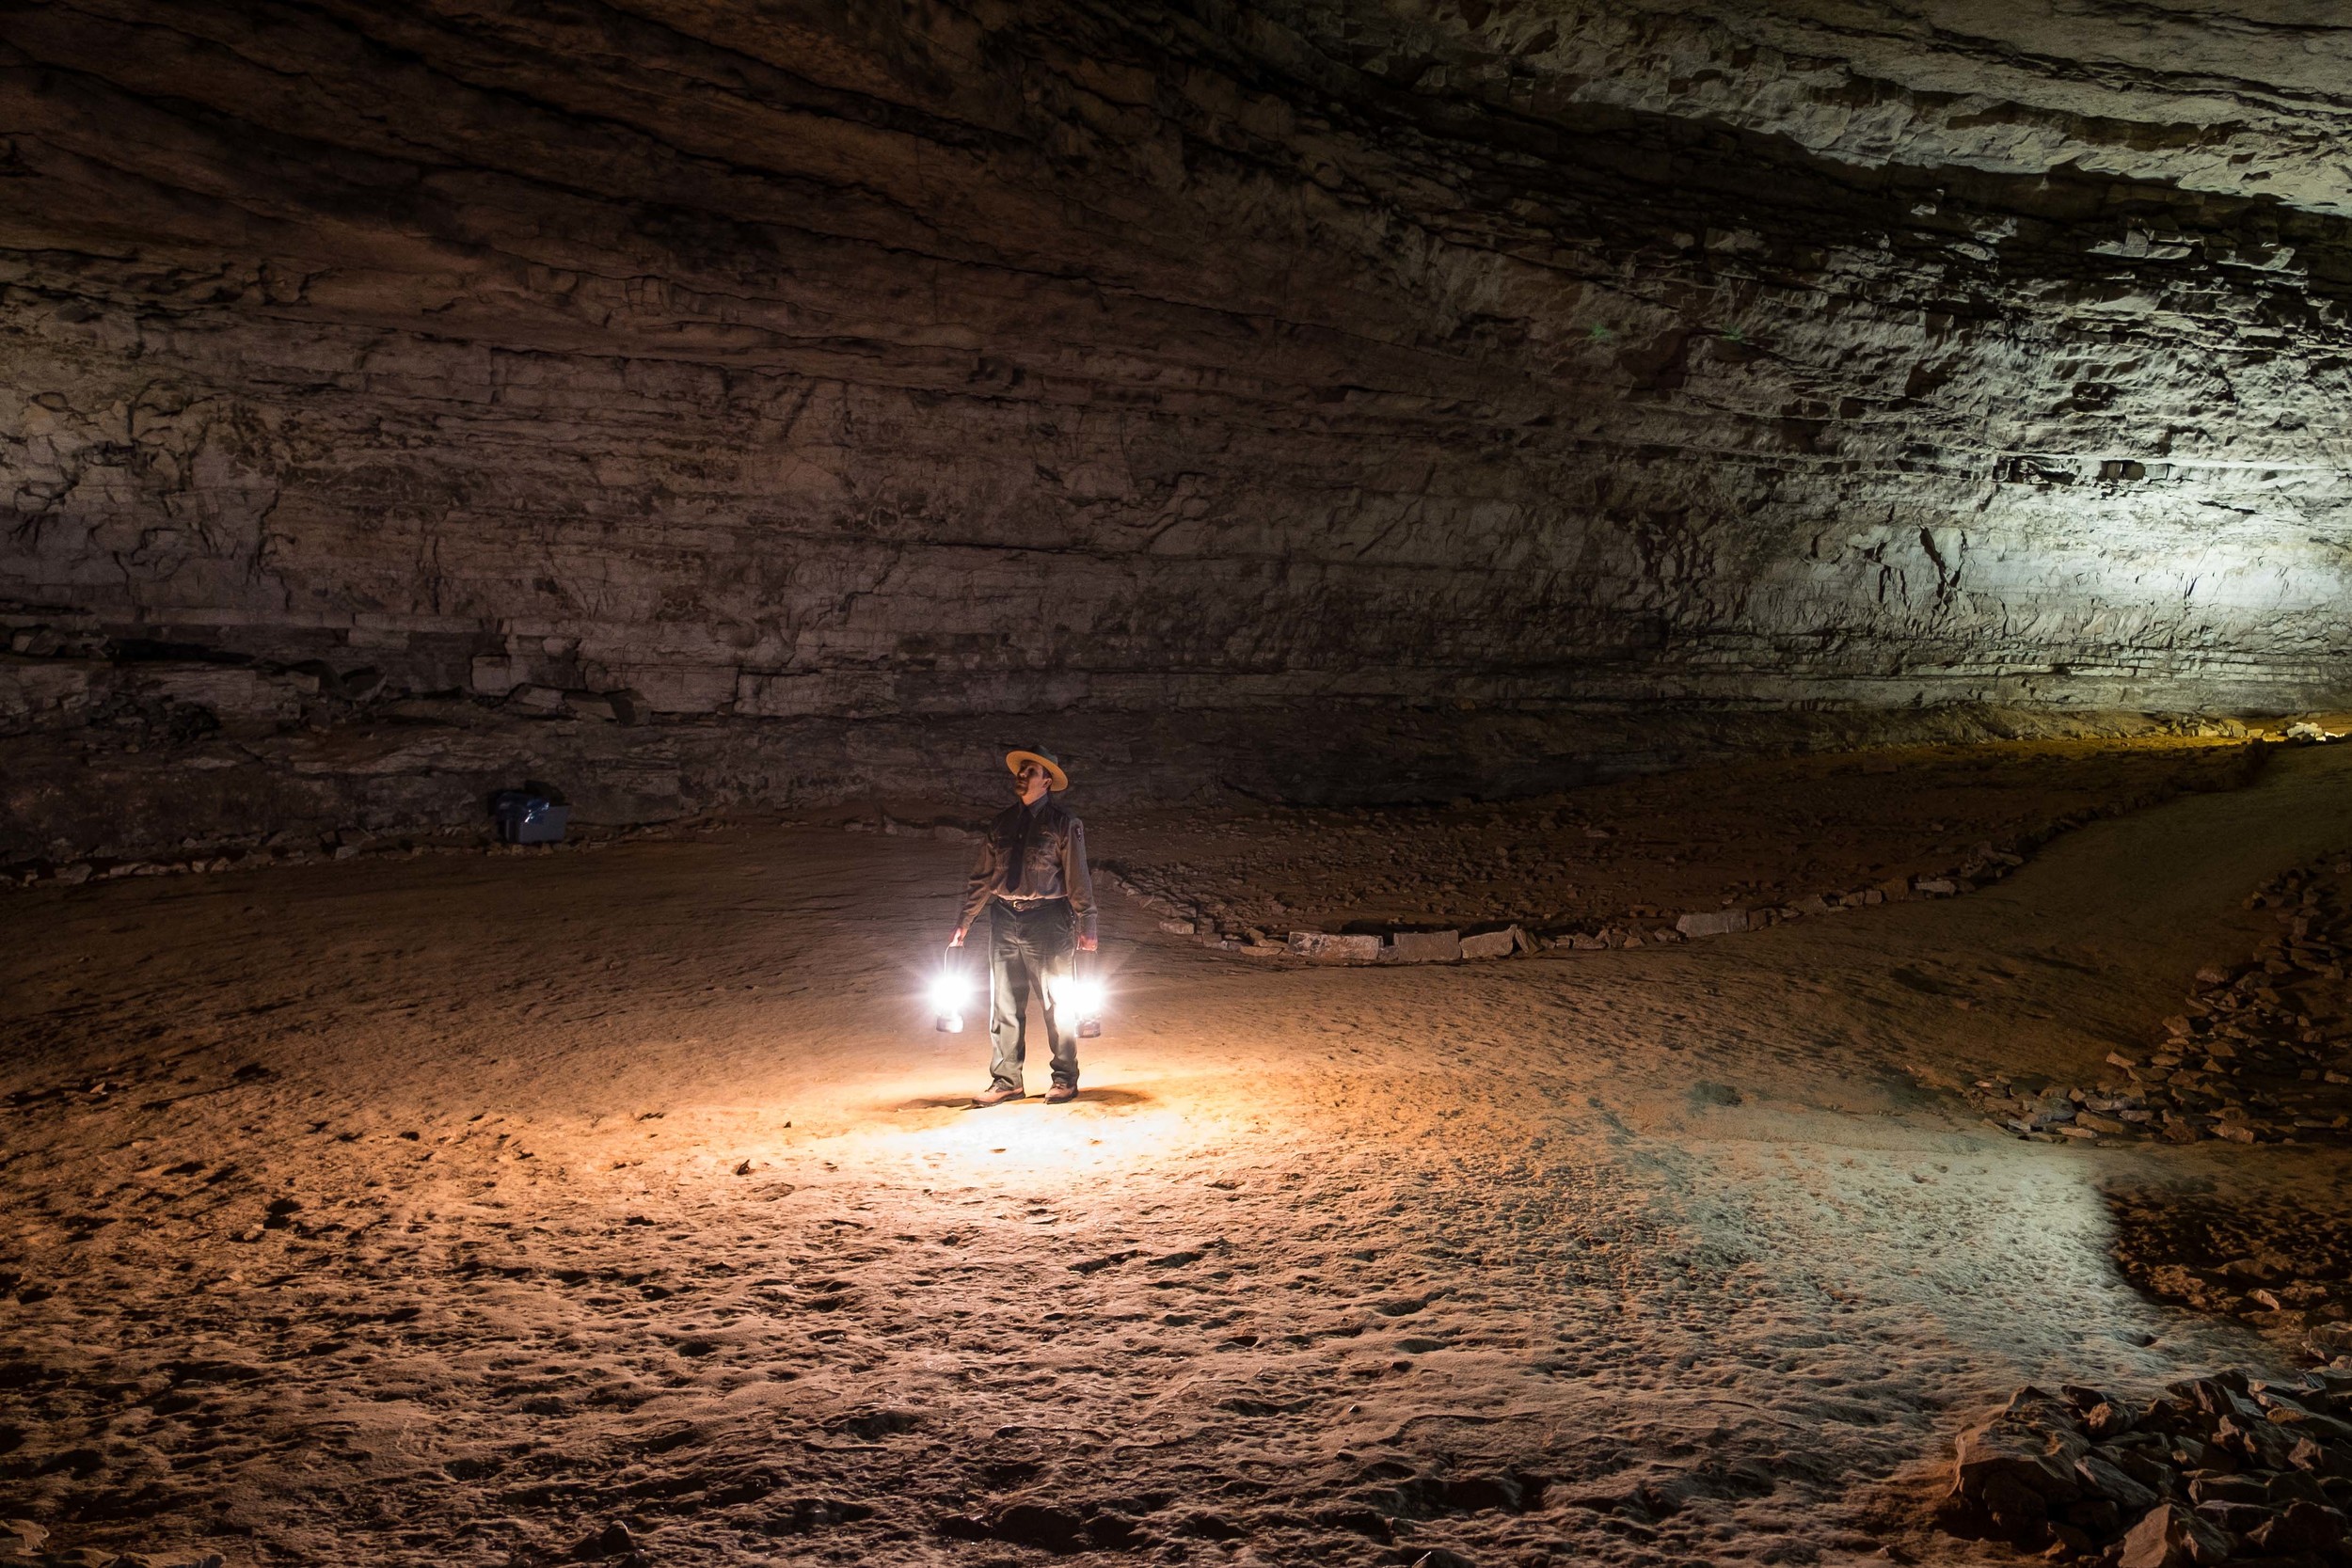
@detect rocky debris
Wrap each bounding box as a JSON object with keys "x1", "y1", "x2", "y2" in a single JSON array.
[
  {"x1": 1677, "y1": 908, "x2": 1751, "y2": 938},
  {"x1": 1289, "y1": 931, "x2": 1385, "y2": 962},
  {"x1": 1969, "y1": 852, "x2": 2352, "y2": 1147},
  {"x1": 1457, "y1": 927, "x2": 1530, "y2": 960},
  {"x1": 1389, "y1": 930, "x2": 1465, "y2": 965},
  {"x1": 2284, "y1": 722, "x2": 2340, "y2": 744},
  {"x1": 859, "y1": 811, "x2": 983, "y2": 841},
  {"x1": 1101, "y1": 865, "x2": 1206, "y2": 936},
  {"x1": 2118, "y1": 1502, "x2": 2233, "y2": 1568},
  {"x1": 1550, "y1": 921, "x2": 1690, "y2": 951},
  {"x1": 2106, "y1": 1188, "x2": 2352, "y2": 1356},
  {"x1": 1938, "y1": 1374, "x2": 2352, "y2": 1562}
]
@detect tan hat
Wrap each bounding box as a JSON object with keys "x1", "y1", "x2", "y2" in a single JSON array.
[{"x1": 1004, "y1": 748, "x2": 1070, "y2": 793}]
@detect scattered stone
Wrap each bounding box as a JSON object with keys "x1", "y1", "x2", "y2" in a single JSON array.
[
  {"x1": 2078, "y1": 1452, "x2": 2160, "y2": 1513},
  {"x1": 2117, "y1": 1502, "x2": 2233, "y2": 1568},
  {"x1": 1288, "y1": 931, "x2": 1383, "y2": 962},
  {"x1": 1675, "y1": 908, "x2": 1749, "y2": 938},
  {"x1": 1970, "y1": 851, "x2": 2352, "y2": 1148},
  {"x1": 1947, "y1": 1387, "x2": 2089, "y2": 1538},
  {"x1": 2250, "y1": 1498, "x2": 2347, "y2": 1554},
  {"x1": 1940, "y1": 1375, "x2": 2352, "y2": 1563},
  {"x1": 1388, "y1": 930, "x2": 1462, "y2": 964},
  {"x1": 1458, "y1": 927, "x2": 1518, "y2": 960}
]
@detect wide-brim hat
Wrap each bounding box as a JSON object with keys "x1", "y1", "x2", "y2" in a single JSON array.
[{"x1": 1005, "y1": 748, "x2": 1070, "y2": 793}]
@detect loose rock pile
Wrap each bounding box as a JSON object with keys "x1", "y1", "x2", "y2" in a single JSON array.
[
  {"x1": 1940, "y1": 1373, "x2": 2352, "y2": 1564},
  {"x1": 2105, "y1": 1189, "x2": 2352, "y2": 1360},
  {"x1": 1969, "y1": 854, "x2": 2352, "y2": 1147}
]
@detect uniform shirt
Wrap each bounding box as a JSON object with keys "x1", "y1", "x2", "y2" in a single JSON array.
[{"x1": 961, "y1": 797, "x2": 1097, "y2": 941}]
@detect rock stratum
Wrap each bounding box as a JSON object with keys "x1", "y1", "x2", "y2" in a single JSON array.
[{"x1": 5, "y1": 1, "x2": 2352, "y2": 852}]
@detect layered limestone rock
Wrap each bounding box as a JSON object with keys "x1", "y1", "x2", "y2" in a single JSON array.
[{"x1": 4, "y1": 1, "x2": 2351, "y2": 854}]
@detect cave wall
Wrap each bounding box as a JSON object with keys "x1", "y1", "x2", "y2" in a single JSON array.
[{"x1": 5, "y1": 1, "x2": 2352, "y2": 856}]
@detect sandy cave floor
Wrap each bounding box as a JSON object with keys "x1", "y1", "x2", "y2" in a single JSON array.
[{"x1": 7, "y1": 742, "x2": 2352, "y2": 1566}]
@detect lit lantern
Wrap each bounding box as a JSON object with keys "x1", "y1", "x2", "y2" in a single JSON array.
[
  {"x1": 930, "y1": 968, "x2": 970, "y2": 1033},
  {"x1": 1059, "y1": 973, "x2": 1106, "y2": 1038}
]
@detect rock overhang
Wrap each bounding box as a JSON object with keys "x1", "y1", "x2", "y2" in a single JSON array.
[{"x1": 2, "y1": 1, "x2": 2350, "y2": 845}]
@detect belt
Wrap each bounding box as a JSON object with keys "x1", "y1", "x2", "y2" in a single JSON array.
[{"x1": 997, "y1": 894, "x2": 1068, "y2": 909}]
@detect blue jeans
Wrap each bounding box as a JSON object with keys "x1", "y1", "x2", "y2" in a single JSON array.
[{"x1": 987, "y1": 899, "x2": 1079, "y2": 1092}]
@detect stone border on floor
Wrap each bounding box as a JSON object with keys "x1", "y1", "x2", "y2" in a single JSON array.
[{"x1": 1256, "y1": 862, "x2": 2024, "y2": 965}]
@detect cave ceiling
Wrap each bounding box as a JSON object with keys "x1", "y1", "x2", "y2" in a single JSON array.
[{"x1": 3, "y1": 0, "x2": 2350, "y2": 718}]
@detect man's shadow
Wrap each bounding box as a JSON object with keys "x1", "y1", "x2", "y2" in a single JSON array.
[{"x1": 889, "y1": 1088, "x2": 1152, "y2": 1111}]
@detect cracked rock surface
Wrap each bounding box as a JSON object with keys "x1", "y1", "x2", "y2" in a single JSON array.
[{"x1": 6, "y1": 0, "x2": 2352, "y2": 777}]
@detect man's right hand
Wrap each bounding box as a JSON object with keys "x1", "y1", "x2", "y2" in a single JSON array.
[{"x1": 948, "y1": 927, "x2": 966, "y2": 948}]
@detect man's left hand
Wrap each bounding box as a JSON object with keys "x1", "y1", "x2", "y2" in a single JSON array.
[{"x1": 1078, "y1": 934, "x2": 1098, "y2": 953}]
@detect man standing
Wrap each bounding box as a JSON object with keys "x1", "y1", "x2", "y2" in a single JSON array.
[{"x1": 950, "y1": 748, "x2": 1098, "y2": 1106}]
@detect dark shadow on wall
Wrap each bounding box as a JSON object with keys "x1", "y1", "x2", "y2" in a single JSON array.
[{"x1": 0, "y1": 693, "x2": 2265, "y2": 869}]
